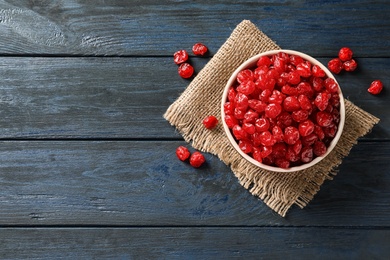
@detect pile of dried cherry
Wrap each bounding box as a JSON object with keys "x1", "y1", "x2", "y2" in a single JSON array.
[{"x1": 223, "y1": 52, "x2": 341, "y2": 169}]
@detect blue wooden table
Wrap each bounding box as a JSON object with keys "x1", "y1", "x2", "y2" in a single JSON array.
[{"x1": 0, "y1": 1, "x2": 389, "y2": 259}]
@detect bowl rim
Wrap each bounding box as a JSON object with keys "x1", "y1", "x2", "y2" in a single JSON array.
[{"x1": 221, "y1": 49, "x2": 345, "y2": 173}]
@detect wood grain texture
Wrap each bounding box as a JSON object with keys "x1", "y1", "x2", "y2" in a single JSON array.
[
  {"x1": 0, "y1": 0, "x2": 388, "y2": 258},
  {"x1": 0, "y1": 57, "x2": 387, "y2": 139},
  {"x1": 0, "y1": 141, "x2": 388, "y2": 227},
  {"x1": 0, "y1": 1, "x2": 387, "y2": 56},
  {"x1": 0, "y1": 227, "x2": 388, "y2": 259}
]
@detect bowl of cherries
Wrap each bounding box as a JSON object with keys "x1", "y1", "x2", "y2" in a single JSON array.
[{"x1": 221, "y1": 50, "x2": 345, "y2": 172}]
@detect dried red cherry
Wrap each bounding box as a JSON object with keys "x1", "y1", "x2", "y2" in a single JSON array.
[
  {"x1": 301, "y1": 146, "x2": 313, "y2": 163},
  {"x1": 173, "y1": 50, "x2": 189, "y2": 64},
  {"x1": 192, "y1": 43, "x2": 208, "y2": 56},
  {"x1": 178, "y1": 63, "x2": 194, "y2": 78},
  {"x1": 203, "y1": 115, "x2": 218, "y2": 129},
  {"x1": 316, "y1": 111, "x2": 333, "y2": 127},
  {"x1": 190, "y1": 151, "x2": 205, "y2": 168},
  {"x1": 255, "y1": 117, "x2": 270, "y2": 132},
  {"x1": 338, "y1": 47, "x2": 353, "y2": 62},
  {"x1": 343, "y1": 59, "x2": 357, "y2": 72},
  {"x1": 265, "y1": 103, "x2": 282, "y2": 118},
  {"x1": 237, "y1": 69, "x2": 254, "y2": 83},
  {"x1": 239, "y1": 140, "x2": 253, "y2": 154},
  {"x1": 328, "y1": 58, "x2": 343, "y2": 74},
  {"x1": 368, "y1": 80, "x2": 383, "y2": 95},
  {"x1": 313, "y1": 141, "x2": 327, "y2": 156},
  {"x1": 312, "y1": 65, "x2": 326, "y2": 78},
  {"x1": 284, "y1": 126, "x2": 300, "y2": 145},
  {"x1": 176, "y1": 146, "x2": 190, "y2": 161},
  {"x1": 299, "y1": 120, "x2": 315, "y2": 137}
]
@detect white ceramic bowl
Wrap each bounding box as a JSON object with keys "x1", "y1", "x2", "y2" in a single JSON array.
[{"x1": 221, "y1": 50, "x2": 345, "y2": 172}]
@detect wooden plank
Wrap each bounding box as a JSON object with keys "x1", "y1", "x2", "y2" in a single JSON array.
[
  {"x1": 0, "y1": 227, "x2": 388, "y2": 259},
  {"x1": 0, "y1": 1, "x2": 388, "y2": 56},
  {"x1": 0, "y1": 140, "x2": 388, "y2": 226},
  {"x1": 0, "y1": 57, "x2": 387, "y2": 139}
]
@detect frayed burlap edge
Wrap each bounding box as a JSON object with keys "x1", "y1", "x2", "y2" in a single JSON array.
[{"x1": 164, "y1": 20, "x2": 380, "y2": 217}]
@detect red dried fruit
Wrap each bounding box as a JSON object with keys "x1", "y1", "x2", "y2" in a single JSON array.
[
  {"x1": 190, "y1": 151, "x2": 206, "y2": 168},
  {"x1": 235, "y1": 93, "x2": 249, "y2": 111},
  {"x1": 312, "y1": 77, "x2": 324, "y2": 92},
  {"x1": 268, "y1": 90, "x2": 285, "y2": 105},
  {"x1": 227, "y1": 87, "x2": 236, "y2": 103},
  {"x1": 301, "y1": 146, "x2": 313, "y2": 163},
  {"x1": 178, "y1": 63, "x2": 194, "y2": 78},
  {"x1": 252, "y1": 147, "x2": 263, "y2": 163},
  {"x1": 224, "y1": 102, "x2": 234, "y2": 115},
  {"x1": 224, "y1": 114, "x2": 238, "y2": 129},
  {"x1": 259, "y1": 89, "x2": 272, "y2": 102},
  {"x1": 287, "y1": 70, "x2": 301, "y2": 85},
  {"x1": 248, "y1": 99, "x2": 267, "y2": 113},
  {"x1": 275, "y1": 158, "x2": 290, "y2": 169},
  {"x1": 292, "y1": 109, "x2": 309, "y2": 122},
  {"x1": 314, "y1": 92, "x2": 331, "y2": 111},
  {"x1": 272, "y1": 125, "x2": 284, "y2": 143},
  {"x1": 234, "y1": 108, "x2": 245, "y2": 120},
  {"x1": 261, "y1": 145, "x2": 273, "y2": 158},
  {"x1": 281, "y1": 84, "x2": 299, "y2": 96},
  {"x1": 296, "y1": 61, "x2": 312, "y2": 78},
  {"x1": 257, "y1": 56, "x2": 272, "y2": 67},
  {"x1": 292, "y1": 139, "x2": 302, "y2": 154},
  {"x1": 273, "y1": 56, "x2": 286, "y2": 73},
  {"x1": 259, "y1": 131, "x2": 276, "y2": 146},
  {"x1": 312, "y1": 65, "x2": 326, "y2": 78},
  {"x1": 285, "y1": 146, "x2": 300, "y2": 162},
  {"x1": 176, "y1": 146, "x2": 191, "y2": 161},
  {"x1": 368, "y1": 80, "x2": 383, "y2": 95},
  {"x1": 301, "y1": 133, "x2": 318, "y2": 147},
  {"x1": 265, "y1": 103, "x2": 282, "y2": 118},
  {"x1": 338, "y1": 47, "x2": 353, "y2": 62},
  {"x1": 328, "y1": 58, "x2": 343, "y2": 74},
  {"x1": 324, "y1": 78, "x2": 339, "y2": 93},
  {"x1": 298, "y1": 94, "x2": 312, "y2": 111},
  {"x1": 232, "y1": 125, "x2": 247, "y2": 140},
  {"x1": 316, "y1": 111, "x2": 333, "y2": 127},
  {"x1": 192, "y1": 43, "x2": 208, "y2": 56},
  {"x1": 283, "y1": 96, "x2": 301, "y2": 112},
  {"x1": 314, "y1": 125, "x2": 325, "y2": 140},
  {"x1": 272, "y1": 143, "x2": 287, "y2": 159},
  {"x1": 297, "y1": 82, "x2": 314, "y2": 97},
  {"x1": 239, "y1": 140, "x2": 253, "y2": 154},
  {"x1": 284, "y1": 126, "x2": 300, "y2": 145},
  {"x1": 343, "y1": 59, "x2": 357, "y2": 72},
  {"x1": 289, "y1": 55, "x2": 304, "y2": 66},
  {"x1": 242, "y1": 123, "x2": 256, "y2": 135},
  {"x1": 277, "y1": 111, "x2": 293, "y2": 128},
  {"x1": 324, "y1": 124, "x2": 337, "y2": 138},
  {"x1": 243, "y1": 110, "x2": 259, "y2": 124},
  {"x1": 299, "y1": 120, "x2": 315, "y2": 137},
  {"x1": 237, "y1": 69, "x2": 254, "y2": 83},
  {"x1": 237, "y1": 81, "x2": 256, "y2": 95},
  {"x1": 313, "y1": 141, "x2": 327, "y2": 156},
  {"x1": 255, "y1": 117, "x2": 270, "y2": 132},
  {"x1": 203, "y1": 115, "x2": 218, "y2": 129},
  {"x1": 323, "y1": 124, "x2": 337, "y2": 138},
  {"x1": 173, "y1": 50, "x2": 189, "y2": 64}
]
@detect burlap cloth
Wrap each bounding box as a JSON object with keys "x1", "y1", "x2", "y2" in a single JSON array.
[{"x1": 164, "y1": 20, "x2": 380, "y2": 217}]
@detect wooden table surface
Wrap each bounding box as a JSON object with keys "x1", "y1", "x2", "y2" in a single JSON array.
[{"x1": 0, "y1": 1, "x2": 389, "y2": 259}]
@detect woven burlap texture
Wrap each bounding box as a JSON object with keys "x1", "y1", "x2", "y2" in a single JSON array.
[{"x1": 164, "y1": 20, "x2": 379, "y2": 217}]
